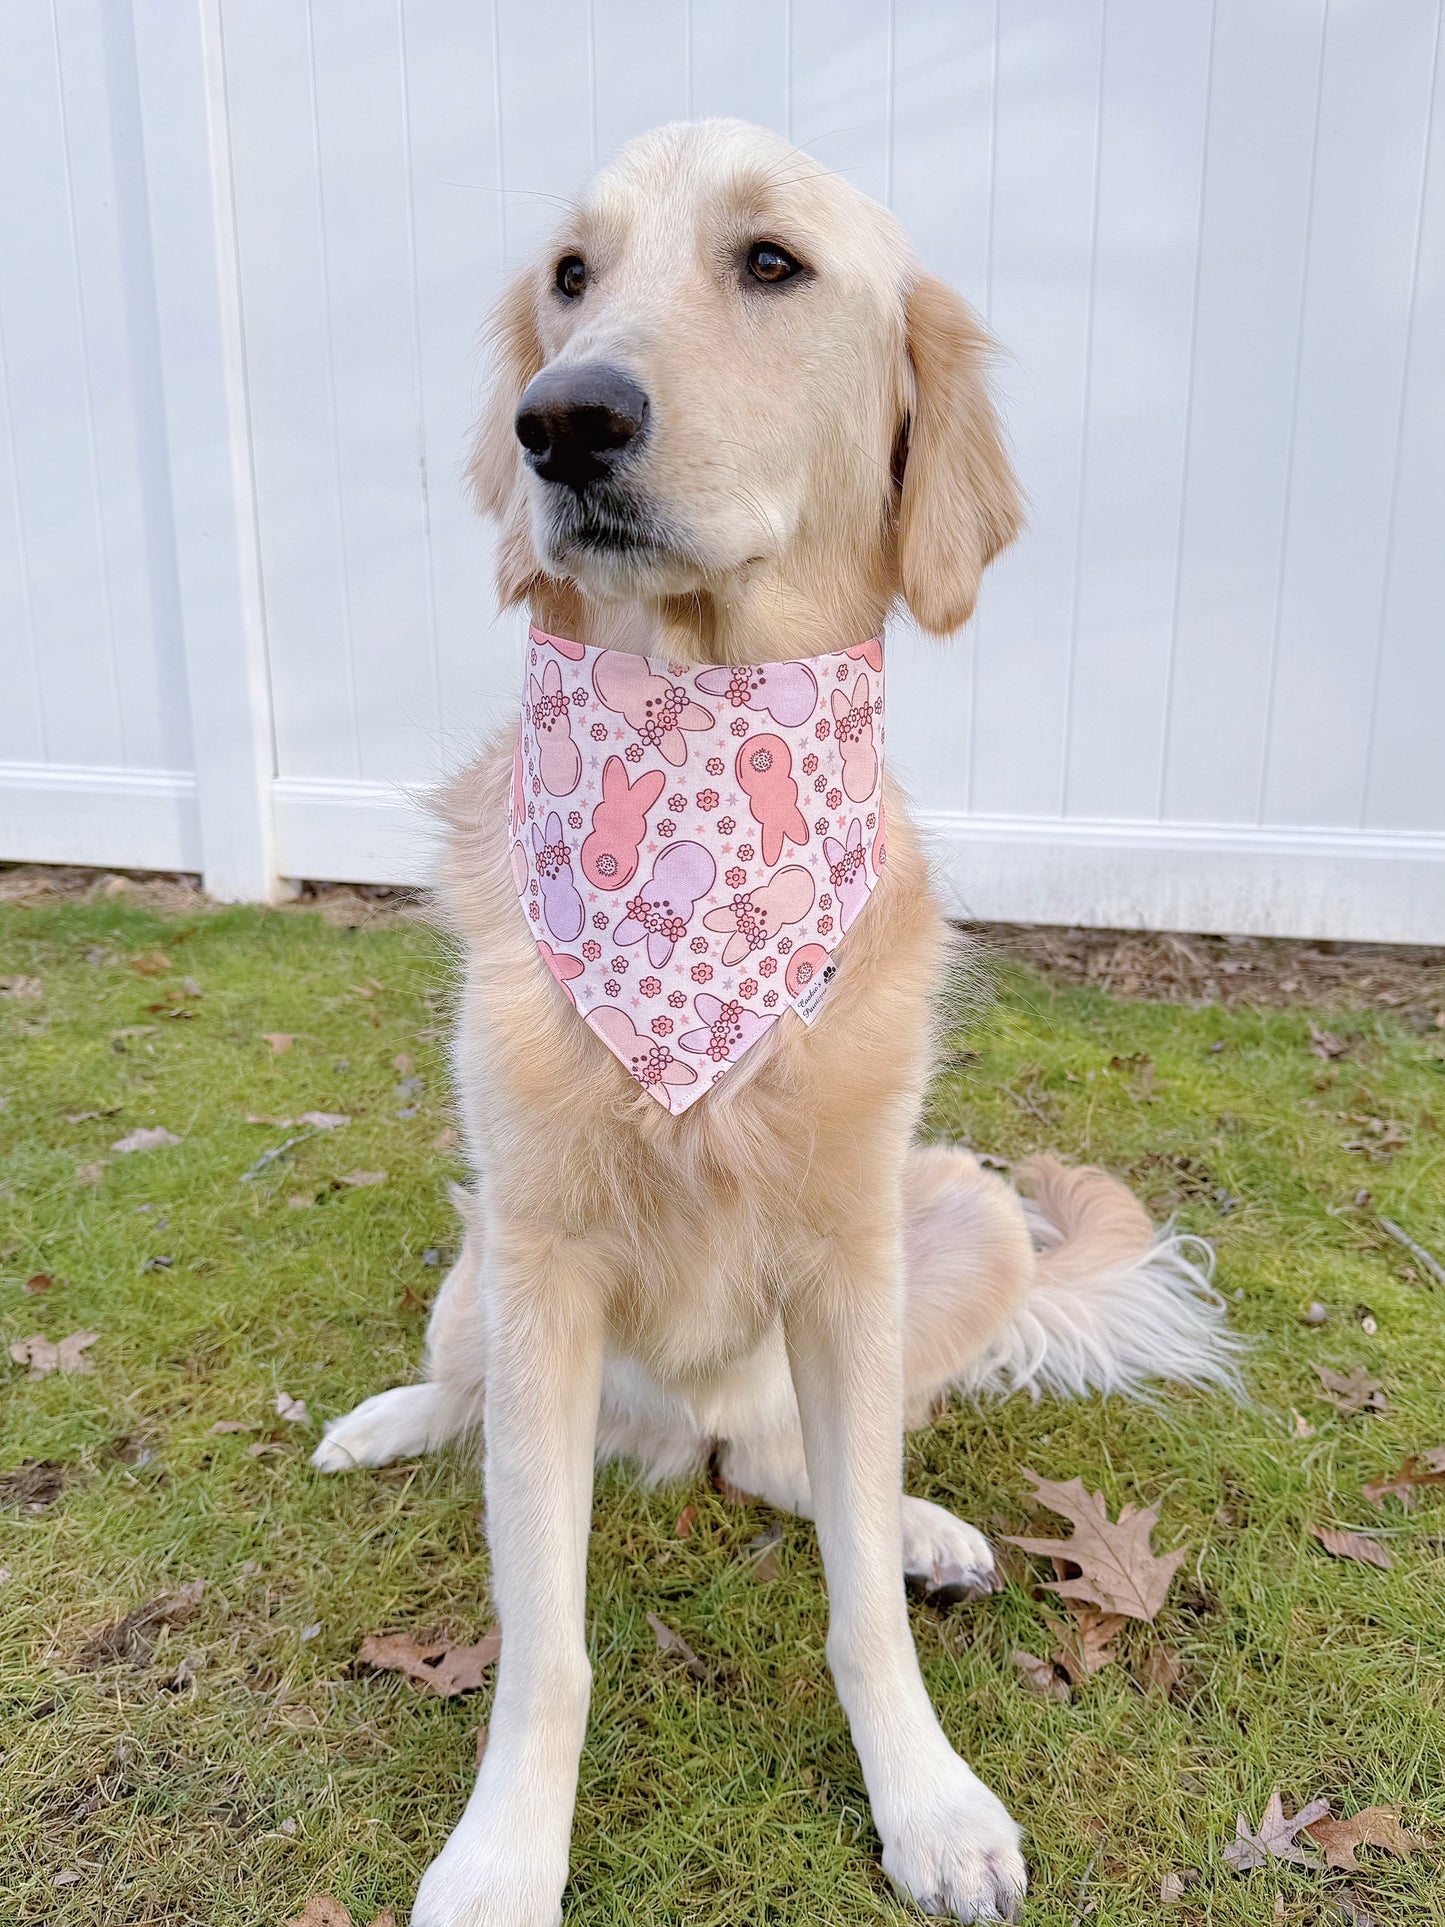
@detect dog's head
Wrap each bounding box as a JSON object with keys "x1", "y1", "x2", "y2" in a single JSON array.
[{"x1": 473, "y1": 119, "x2": 1021, "y2": 636}]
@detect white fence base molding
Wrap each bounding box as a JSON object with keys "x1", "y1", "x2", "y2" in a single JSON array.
[
  {"x1": 12, "y1": 761, "x2": 1441, "y2": 946},
  {"x1": 2, "y1": 3, "x2": 1442, "y2": 936}
]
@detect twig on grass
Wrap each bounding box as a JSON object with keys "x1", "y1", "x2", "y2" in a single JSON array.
[{"x1": 1376, "y1": 1217, "x2": 1445, "y2": 1289}]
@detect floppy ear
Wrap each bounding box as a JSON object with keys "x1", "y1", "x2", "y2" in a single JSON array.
[
  {"x1": 896, "y1": 274, "x2": 1024, "y2": 636},
  {"x1": 468, "y1": 268, "x2": 546, "y2": 607}
]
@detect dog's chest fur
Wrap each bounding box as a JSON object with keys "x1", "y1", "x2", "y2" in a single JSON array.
[{"x1": 439, "y1": 730, "x2": 946, "y2": 1385}]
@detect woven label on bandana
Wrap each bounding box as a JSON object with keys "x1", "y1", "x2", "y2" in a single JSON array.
[{"x1": 511, "y1": 626, "x2": 886, "y2": 1113}]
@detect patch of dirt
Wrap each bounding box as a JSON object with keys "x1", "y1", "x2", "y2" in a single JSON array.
[
  {"x1": 977, "y1": 923, "x2": 1445, "y2": 1013},
  {"x1": 0, "y1": 865, "x2": 429, "y2": 927}
]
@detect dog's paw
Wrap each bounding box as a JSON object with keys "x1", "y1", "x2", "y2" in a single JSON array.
[
  {"x1": 879, "y1": 1760, "x2": 1025, "y2": 1923},
  {"x1": 309, "y1": 1383, "x2": 441, "y2": 1472},
  {"x1": 901, "y1": 1497, "x2": 1002, "y2": 1608},
  {"x1": 410, "y1": 1833, "x2": 565, "y2": 1927}
]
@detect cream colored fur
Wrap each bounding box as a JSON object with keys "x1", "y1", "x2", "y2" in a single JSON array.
[{"x1": 313, "y1": 120, "x2": 1237, "y2": 1927}]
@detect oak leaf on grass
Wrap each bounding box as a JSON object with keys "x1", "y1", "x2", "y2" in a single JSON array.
[
  {"x1": 359, "y1": 1627, "x2": 500, "y2": 1697},
  {"x1": 1362, "y1": 1449, "x2": 1445, "y2": 1507},
  {"x1": 1315, "y1": 1365, "x2": 1386, "y2": 1416},
  {"x1": 1312, "y1": 1526, "x2": 1393, "y2": 1571},
  {"x1": 286, "y1": 1901, "x2": 397, "y2": 1927},
  {"x1": 9, "y1": 1331, "x2": 98, "y2": 1377},
  {"x1": 1004, "y1": 1470, "x2": 1185, "y2": 1622},
  {"x1": 1224, "y1": 1789, "x2": 1330, "y2": 1871},
  {"x1": 1304, "y1": 1805, "x2": 1422, "y2": 1871}
]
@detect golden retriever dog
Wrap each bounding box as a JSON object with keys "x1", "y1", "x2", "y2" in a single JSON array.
[{"x1": 314, "y1": 120, "x2": 1235, "y2": 1925}]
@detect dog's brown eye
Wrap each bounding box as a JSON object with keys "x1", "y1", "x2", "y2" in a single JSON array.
[
  {"x1": 555, "y1": 255, "x2": 587, "y2": 299},
  {"x1": 747, "y1": 242, "x2": 801, "y2": 285}
]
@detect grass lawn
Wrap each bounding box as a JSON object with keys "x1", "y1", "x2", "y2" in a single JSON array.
[{"x1": 2, "y1": 888, "x2": 1443, "y2": 1926}]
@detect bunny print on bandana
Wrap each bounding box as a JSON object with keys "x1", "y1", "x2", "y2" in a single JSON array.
[{"x1": 512, "y1": 627, "x2": 885, "y2": 1112}]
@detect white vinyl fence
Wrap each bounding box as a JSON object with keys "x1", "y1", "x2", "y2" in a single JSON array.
[{"x1": 2, "y1": 1, "x2": 1443, "y2": 940}]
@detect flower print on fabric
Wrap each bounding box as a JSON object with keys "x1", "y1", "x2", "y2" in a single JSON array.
[{"x1": 511, "y1": 626, "x2": 885, "y2": 1112}]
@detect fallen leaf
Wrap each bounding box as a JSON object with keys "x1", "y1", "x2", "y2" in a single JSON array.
[
  {"x1": 1309, "y1": 1024, "x2": 1351, "y2": 1060},
  {"x1": 208, "y1": 1420, "x2": 254, "y2": 1435},
  {"x1": 747, "y1": 1520, "x2": 783, "y2": 1582},
  {"x1": 1312, "y1": 1526, "x2": 1393, "y2": 1571},
  {"x1": 1315, "y1": 1364, "x2": 1387, "y2": 1417},
  {"x1": 1004, "y1": 1471, "x2": 1186, "y2": 1622},
  {"x1": 287, "y1": 1194, "x2": 315, "y2": 1209},
  {"x1": 674, "y1": 1505, "x2": 698, "y2": 1539},
  {"x1": 9, "y1": 1331, "x2": 98, "y2": 1377},
  {"x1": 434, "y1": 1126, "x2": 460, "y2": 1150},
  {"x1": 359, "y1": 1626, "x2": 501, "y2": 1697},
  {"x1": 76, "y1": 1578, "x2": 205, "y2": 1669},
  {"x1": 1224, "y1": 1789, "x2": 1330, "y2": 1871},
  {"x1": 298, "y1": 1111, "x2": 350, "y2": 1130},
  {"x1": 647, "y1": 1611, "x2": 710, "y2": 1681},
  {"x1": 1138, "y1": 1644, "x2": 1184, "y2": 1695},
  {"x1": 1304, "y1": 1805, "x2": 1421, "y2": 1872},
  {"x1": 0, "y1": 1459, "x2": 70, "y2": 1511},
  {"x1": 75, "y1": 1161, "x2": 107, "y2": 1186},
  {"x1": 260, "y1": 1032, "x2": 296, "y2": 1053},
  {"x1": 339, "y1": 1170, "x2": 387, "y2": 1188},
  {"x1": 275, "y1": 1392, "x2": 310, "y2": 1425},
  {"x1": 128, "y1": 950, "x2": 171, "y2": 976},
  {"x1": 285, "y1": 1901, "x2": 399, "y2": 1927},
  {"x1": 0, "y1": 974, "x2": 42, "y2": 997},
  {"x1": 1362, "y1": 1450, "x2": 1445, "y2": 1507},
  {"x1": 112, "y1": 1125, "x2": 182, "y2": 1155},
  {"x1": 1160, "y1": 1871, "x2": 1187, "y2": 1901},
  {"x1": 1011, "y1": 1649, "x2": 1069, "y2": 1701},
  {"x1": 1044, "y1": 1608, "x2": 1125, "y2": 1682},
  {"x1": 23, "y1": 1273, "x2": 55, "y2": 1294},
  {"x1": 1292, "y1": 1410, "x2": 1316, "y2": 1439}
]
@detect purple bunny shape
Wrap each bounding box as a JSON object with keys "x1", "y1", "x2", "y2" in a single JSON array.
[
  {"x1": 823, "y1": 818, "x2": 870, "y2": 931},
  {"x1": 679, "y1": 992, "x2": 770, "y2": 1063},
  {"x1": 695, "y1": 661, "x2": 818, "y2": 727},
  {"x1": 532, "y1": 811, "x2": 584, "y2": 942},
  {"x1": 612, "y1": 840, "x2": 717, "y2": 968}
]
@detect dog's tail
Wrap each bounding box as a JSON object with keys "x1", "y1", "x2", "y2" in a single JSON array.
[{"x1": 904, "y1": 1148, "x2": 1243, "y2": 1412}]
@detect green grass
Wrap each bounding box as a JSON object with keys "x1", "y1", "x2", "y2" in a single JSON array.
[{"x1": 2, "y1": 896, "x2": 1443, "y2": 1926}]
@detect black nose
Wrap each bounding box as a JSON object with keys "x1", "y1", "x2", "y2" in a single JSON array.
[{"x1": 515, "y1": 364, "x2": 649, "y2": 491}]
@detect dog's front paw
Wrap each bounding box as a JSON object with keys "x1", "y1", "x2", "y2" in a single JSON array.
[
  {"x1": 410, "y1": 1833, "x2": 565, "y2": 1927},
  {"x1": 878, "y1": 1759, "x2": 1025, "y2": 1923},
  {"x1": 901, "y1": 1497, "x2": 1002, "y2": 1609}
]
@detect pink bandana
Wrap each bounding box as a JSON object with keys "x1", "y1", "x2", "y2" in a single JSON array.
[{"x1": 510, "y1": 626, "x2": 887, "y2": 1112}]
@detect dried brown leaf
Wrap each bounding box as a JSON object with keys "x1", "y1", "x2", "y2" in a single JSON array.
[
  {"x1": 1138, "y1": 1643, "x2": 1184, "y2": 1695},
  {"x1": 1362, "y1": 1452, "x2": 1445, "y2": 1508},
  {"x1": 23, "y1": 1273, "x2": 55, "y2": 1294},
  {"x1": 260, "y1": 1032, "x2": 296, "y2": 1053},
  {"x1": 1160, "y1": 1871, "x2": 1187, "y2": 1901},
  {"x1": 339, "y1": 1170, "x2": 387, "y2": 1188},
  {"x1": 0, "y1": 973, "x2": 42, "y2": 997},
  {"x1": 1043, "y1": 1608, "x2": 1125, "y2": 1682},
  {"x1": 1224, "y1": 1789, "x2": 1330, "y2": 1871},
  {"x1": 1011, "y1": 1649, "x2": 1070, "y2": 1701},
  {"x1": 75, "y1": 1161, "x2": 107, "y2": 1186},
  {"x1": 208, "y1": 1420, "x2": 254, "y2": 1435},
  {"x1": 647, "y1": 1612, "x2": 710, "y2": 1681},
  {"x1": 275, "y1": 1392, "x2": 310, "y2": 1425},
  {"x1": 10, "y1": 1331, "x2": 98, "y2": 1377},
  {"x1": 673, "y1": 1504, "x2": 698, "y2": 1539},
  {"x1": 1315, "y1": 1364, "x2": 1387, "y2": 1416},
  {"x1": 1304, "y1": 1805, "x2": 1422, "y2": 1871},
  {"x1": 128, "y1": 950, "x2": 172, "y2": 976},
  {"x1": 0, "y1": 1459, "x2": 70, "y2": 1511},
  {"x1": 1309, "y1": 1024, "x2": 1351, "y2": 1060},
  {"x1": 1004, "y1": 1470, "x2": 1186, "y2": 1622},
  {"x1": 1312, "y1": 1526, "x2": 1393, "y2": 1571},
  {"x1": 285, "y1": 1901, "x2": 398, "y2": 1927},
  {"x1": 359, "y1": 1626, "x2": 500, "y2": 1698}
]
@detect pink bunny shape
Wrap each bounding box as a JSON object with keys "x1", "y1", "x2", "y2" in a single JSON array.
[
  {"x1": 612, "y1": 840, "x2": 717, "y2": 968},
  {"x1": 695, "y1": 661, "x2": 818, "y2": 727},
  {"x1": 822, "y1": 817, "x2": 869, "y2": 930},
  {"x1": 679, "y1": 991, "x2": 770, "y2": 1064},
  {"x1": 531, "y1": 811, "x2": 584, "y2": 942},
  {"x1": 735, "y1": 733, "x2": 809, "y2": 865},
  {"x1": 537, "y1": 939, "x2": 584, "y2": 1003},
  {"x1": 528, "y1": 658, "x2": 581, "y2": 797},
  {"x1": 591, "y1": 650, "x2": 713, "y2": 766},
  {"x1": 587, "y1": 1005, "x2": 698, "y2": 1103},
  {"x1": 831, "y1": 672, "x2": 877, "y2": 802},
  {"x1": 703, "y1": 865, "x2": 816, "y2": 965},
  {"x1": 581, "y1": 755, "x2": 666, "y2": 890}
]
